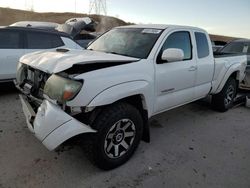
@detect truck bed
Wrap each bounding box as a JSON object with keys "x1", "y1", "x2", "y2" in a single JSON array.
[
  {"x1": 211, "y1": 54, "x2": 247, "y2": 94},
  {"x1": 213, "y1": 52, "x2": 244, "y2": 58}
]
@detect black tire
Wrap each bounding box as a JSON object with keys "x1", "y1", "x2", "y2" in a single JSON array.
[
  {"x1": 89, "y1": 102, "x2": 143, "y2": 170},
  {"x1": 212, "y1": 77, "x2": 237, "y2": 112}
]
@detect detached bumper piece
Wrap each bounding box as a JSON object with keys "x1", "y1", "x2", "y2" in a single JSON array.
[
  {"x1": 19, "y1": 95, "x2": 36, "y2": 133},
  {"x1": 19, "y1": 95, "x2": 96, "y2": 150}
]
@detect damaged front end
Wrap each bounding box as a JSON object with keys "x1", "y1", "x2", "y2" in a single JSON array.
[{"x1": 15, "y1": 62, "x2": 96, "y2": 150}]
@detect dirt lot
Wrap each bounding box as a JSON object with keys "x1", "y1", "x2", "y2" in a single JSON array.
[{"x1": 0, "y1": 83, "x2": 249, "y2": 188}]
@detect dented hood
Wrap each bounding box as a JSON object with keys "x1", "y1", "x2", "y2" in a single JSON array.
[{"x1": 20, "y1": 49, "x2": 139, "y2": 73}]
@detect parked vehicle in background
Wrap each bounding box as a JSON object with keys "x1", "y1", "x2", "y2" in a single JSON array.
[
  {"x1": 10, "y1": 21, "x2": 59, "y2": 30},
  {"x1": 16, "y1": 25, "x2": 247, "y2": 170},
  {"x1": 11, "y1": 17, "x2": 98, "y2": 48},
  {"x1": 211, "y1": 40, "x2": 227, "y2": 52},
  {"x1": 218, "y1": 39, "x2": 250, "y2": 89},
  {"x1": 60, "y1": 17, "x2": 97, "y2": 48},
  {"x1": 73, "y1": 32, "x2": 97, "y2": 48},
  {"x1": 0, "y1": 26, "x2": 82, "y2": 82},
  {"x1": 65, "y1": 17, "x2": 96, "y2": 33}
]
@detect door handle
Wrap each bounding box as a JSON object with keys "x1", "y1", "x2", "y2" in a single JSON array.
[{"x1": 188, "y1": 66, "x2": 197, "y2": 71}]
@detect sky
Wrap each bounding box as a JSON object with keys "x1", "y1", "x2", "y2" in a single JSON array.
[{"x1": 0, "y1": 0, "x2": 249, "y2": 38}]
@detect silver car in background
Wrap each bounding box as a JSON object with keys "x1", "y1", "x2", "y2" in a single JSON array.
[{"x1": 11, "y1": 17, "x2": 98, "y2": 48}]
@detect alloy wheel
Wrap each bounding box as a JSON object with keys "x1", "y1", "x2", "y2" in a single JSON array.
[
  {"x1": 224, "y1": 85, "x2": 235, "y2": 106},
  {"x1": 104, "y1": 119, "x2": 136, "y2": 159}
]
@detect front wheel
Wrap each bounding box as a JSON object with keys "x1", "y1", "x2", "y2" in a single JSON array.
[
  {"x1": 212, "y1": 77, "x2": 237, "y2": 112},
  {"x1": 89, "y1": 103, "x2": 143, "y2": 170}
]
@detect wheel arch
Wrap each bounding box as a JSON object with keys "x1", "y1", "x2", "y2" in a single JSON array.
[
  {"x1": 88, "y1": 94, "x2": 150, "y2": 143},
  {"x1": 214, "y1": 70, "x2": 240, "y2": 94},
  {"x1": 116, "y1": 95, "x2": 150, "y2": 143},
  {"x1": 230, "y1": 71, "x2": 240, "y2": 87}
]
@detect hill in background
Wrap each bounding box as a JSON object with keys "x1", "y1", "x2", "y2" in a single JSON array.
[
  {"x1": 209, "y1": 34, "x2": 237, "y2": 43},
  {"x1": 0, "y1": 7, "x2": 237, "y2": 42},
  {"x1": 0, "y1": 7, "x2": 128, "y2": 33}
]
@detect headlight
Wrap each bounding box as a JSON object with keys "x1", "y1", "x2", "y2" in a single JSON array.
[{"x1": 44, "y1": 74, "x2": 83, "y2": 103}]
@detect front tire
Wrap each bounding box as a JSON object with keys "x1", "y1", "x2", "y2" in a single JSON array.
[
  {"x1": 212, "y1": 77, "x2": 237, "y2": 112},
  {"x1": 90, "y1": 102, "x2": 143, "y2": 170}
]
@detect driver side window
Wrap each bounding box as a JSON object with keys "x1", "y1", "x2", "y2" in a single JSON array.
[{"x1": 161, "y1": 31, "x2": 192, "y2": 60}]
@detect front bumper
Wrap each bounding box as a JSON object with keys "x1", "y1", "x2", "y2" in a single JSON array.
[{"x1": 19, "y1": 94, "x2": 96, "y2": 150}]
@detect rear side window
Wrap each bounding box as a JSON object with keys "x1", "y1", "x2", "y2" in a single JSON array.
[
  {"x1": 26, "y1": 32, "x2": 64, "y2": 49},
  {"x1": 0, "y1": 30, "x2": 20, "y2": 49},
  {"x1": 162, "y1": 31, "x2": 192, "y2": 60},
  {"x1": 195, "y1": 32, "x2": 209, "y2": 58}
]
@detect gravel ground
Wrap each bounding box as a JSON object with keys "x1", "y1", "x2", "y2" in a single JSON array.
[{"x1": 0, "y1": 83, "x2": 249, "y2": 188}]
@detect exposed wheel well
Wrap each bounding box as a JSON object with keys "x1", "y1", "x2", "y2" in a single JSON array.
[
  {"x1": 117, "y1": 95, "x2": 150, "y2": 143},
  {"x1": 230, "y1": 71, "x2": 239, "y2": 80},
  {"x1": 86, "y1": 95, "x2": 150, "y2": 143},
  {"x1": 229, "y1": 71, "x2": 240, "y2": 91},
  {"x1": 117, "y1": 95, "x2": 145, "y2": 113}
]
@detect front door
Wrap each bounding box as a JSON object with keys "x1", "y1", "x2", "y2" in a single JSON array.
[{"x1": 154, "y1": 31, "x2": 197, "y2": 113}]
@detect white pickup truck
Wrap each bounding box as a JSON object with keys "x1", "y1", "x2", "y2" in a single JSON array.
[{"x1": 15, "y1": 25, "x2": 247, "y2": 170}]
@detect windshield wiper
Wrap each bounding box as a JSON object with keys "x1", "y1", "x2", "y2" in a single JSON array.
[
  {"x1": 107, "y1": 51, "x2": 131, "y2": 57},
  {"x1": 108, "y1": 51, "x2": 119, "y2": 55}
]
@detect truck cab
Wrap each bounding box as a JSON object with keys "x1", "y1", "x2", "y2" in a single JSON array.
[{"x1": 152, "y1": 26, "x2": 214, "y2": 113}]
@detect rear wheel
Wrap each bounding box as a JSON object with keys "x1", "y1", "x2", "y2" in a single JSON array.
[
  {"x1": 212, "y1": 77, "x2": 237, "y2": 112},
  {"x1": 89, "y1": 102, "x2": 143, "y2": 170}
]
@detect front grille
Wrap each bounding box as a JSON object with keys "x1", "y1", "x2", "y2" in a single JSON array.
[{"x1": 21, "y1": 66, "x2": 50, "y2": 100}]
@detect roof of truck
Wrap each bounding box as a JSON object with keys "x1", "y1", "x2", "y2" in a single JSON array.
[{"x1": 116, "y1": 24, "x2": 205, "y2": 31}]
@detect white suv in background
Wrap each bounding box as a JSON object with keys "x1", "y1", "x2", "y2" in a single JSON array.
[{"x1": 0, "y1": 26, "x2": 82, "y2": 82}]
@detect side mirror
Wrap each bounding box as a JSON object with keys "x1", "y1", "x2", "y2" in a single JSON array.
[{"x1": 161, "y1": 48, "x2": 184, "y2": 62}]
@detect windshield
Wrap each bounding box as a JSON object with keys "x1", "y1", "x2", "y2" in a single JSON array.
[
  {"x1": 87, "y1": 28, "x2": 163, "y2": 59},
  {"x1": 220, "y1": 42, "x2": 250, "y2": 54}
]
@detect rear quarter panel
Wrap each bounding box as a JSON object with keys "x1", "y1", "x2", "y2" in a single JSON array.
[{"x1": 211, "y1": 55, "x2": 247, "y2": 94}]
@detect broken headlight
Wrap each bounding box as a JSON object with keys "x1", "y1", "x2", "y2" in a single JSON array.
[{"x1": 43, "y1": 74, "x2": 83, "y2": 104}]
